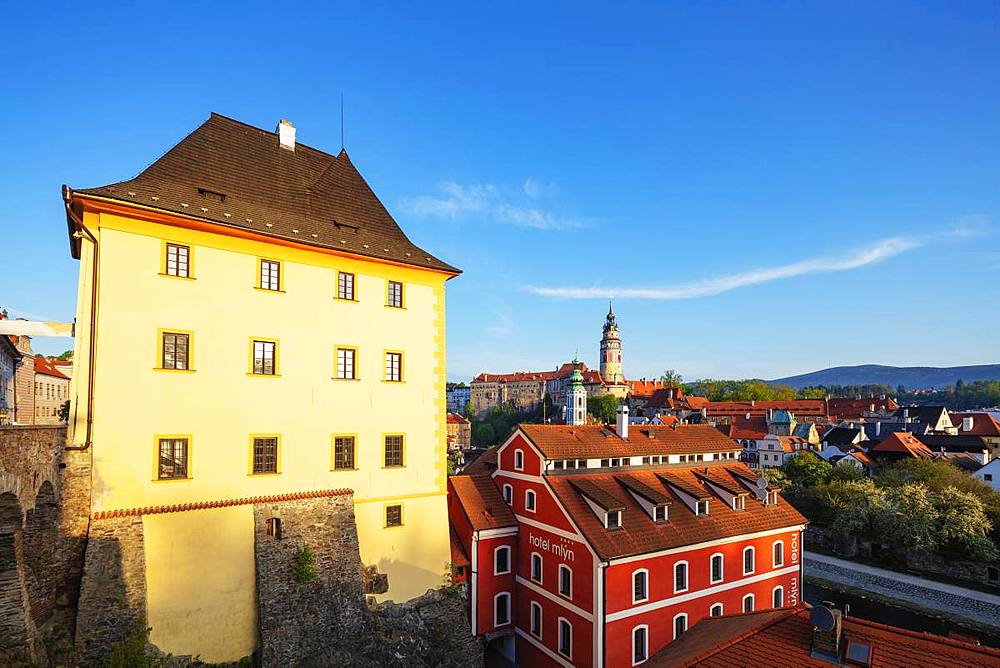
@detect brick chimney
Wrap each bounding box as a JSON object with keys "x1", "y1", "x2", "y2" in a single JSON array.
[
  {"x1": 277, "y1": 119, "x2": 296, "y2": 151},
  {"x1": 810, "y1": 606, "x2": 843, "y2": 661},
  {"x1": 616, "y1": 404, "x2": 629, "y2": 439}
]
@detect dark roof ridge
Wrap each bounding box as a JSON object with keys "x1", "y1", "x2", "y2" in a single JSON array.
[{"x1": 208, "y1": 111, "x2": 345, "y2": 161}]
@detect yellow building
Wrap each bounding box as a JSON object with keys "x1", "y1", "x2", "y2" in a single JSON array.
[{"x1": 64, "y1": 114, "x2": 459, "y2": 662}]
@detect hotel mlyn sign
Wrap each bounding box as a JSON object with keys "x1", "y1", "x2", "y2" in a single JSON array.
[
  {"x1": 448, "y1": 417, "x2": 807, "y2": 667},
  {"x1": 64, "y1": 114, "x2": 459, "y2": 661}
]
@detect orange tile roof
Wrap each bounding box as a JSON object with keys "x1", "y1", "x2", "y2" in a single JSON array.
[
  {"x1": 449, "y1": 527, "x2": 470, "y2": 568},
  {"x1": 653, "y1": 604, "x2": 1000, "y2": 667},
  {"x1": 461, "y1": 448, "x2": 497, "y2": 476},
  {"x1": 448, "y1": 474, "x2": 517, "y2": 531},
  {"x1": 34, "y1": 356, "x2": 70, "y2": 380},
  {"x1": 871, "y1": 432, "x2": 933, "y2": 459},
  {"x1": 951, "y1": 412, "x2": 1000, "y2": 437},
  {"x1": 546, "y1": 464, "x2": 805, "y2": 560},
  {"x1": 627, "y1": 379, "x2": 675, "y2": 397},
  {"x1": 729, "y1": 415, "x2": 768, "y2": 440},
  {"x1": 446, "y1": 412, "x2": 469, "y2": 425},
  {"x1": 518, "y1": 423, "x2": 741, "y2": 460}
]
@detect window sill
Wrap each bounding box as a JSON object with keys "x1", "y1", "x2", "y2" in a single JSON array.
[
  {"x1": 153, "y1": 477, "x2": 191, "y2": 482},
  {"x1": 384, "y1": 305, "x2": 407, "y2": 310},
  {"x1": 247, "y1": 472, "x2": 282, "y2": 477},
  {"x1": 384, "y1": 523, "x2": 405, "y2": 529},
  {"x1": 382, "y1": 465, "x2": 406, "y2": 470},
  {"x1": 153, "y1": 367, "x2": 196, "y2": 373},
  {"x1": 633, "y1": 597, "x2": 649, "y2": 605},
  {"x1": 254, "y1": 287, "x2": 286, "y2": 294},
  {"x1": 381, "y1": 380, "x2": 405, "y2": 384},
  {"x1": 331, "y1": 467, "x2": 359, "y2": 472},
  {"x1": 335, "y1": 297, "x2": 358, "y2": 303},
  {"x1": 247, "y1": 373, "x2": 282, "y2": 378},
  {"x1": 157, "y1": 273, "x2": 196, "y2": 281},
  {"x1": 332, "y1": 377, "x2": 362, "y2": 381}
]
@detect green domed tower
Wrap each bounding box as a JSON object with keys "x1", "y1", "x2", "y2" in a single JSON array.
[{"x1": 566, "y1": 358, "x2": 588, "y2": 426}]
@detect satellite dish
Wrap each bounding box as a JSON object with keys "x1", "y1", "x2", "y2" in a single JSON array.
[
  {"x1": 810, "y1": 606, "x2": 836, "y2": 632},
  {"x1": 756, "y1": 476, "x2": 768, "y2": 490}
]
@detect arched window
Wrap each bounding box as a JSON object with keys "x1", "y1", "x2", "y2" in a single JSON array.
[
  {"x1": 514, "y1": 449, "x2": 524, "y2": 470},
  {"x1": 632, "y1": 625, "x2": 648, "y2": 664},
  {"x1": 632, "y1": 569, "x2": 648, "y2": 603},
  {"x1": 530, "y1": 601, "x2": 542, "y2": 638},
  {"x1": 525, "y1": 489, "x2": 536, "y2": 512},
  {"x1": 494, "y1": 592, "x2": 511, "y2": 626},
  {"x1": 558, "y1": 618, "x2": 572, "y2": 658},
  {"x1": 673, "y1": 613, "x2": 688, "y2": 639},
  {"x1": 743, "y1": 546, "x2": 755, "y2": 575},
  {"x1": 558, "y1": 564, "x2": 572, "y2": 598},
  {"x1": 502, "y1": 484, "x2": 512, "y2": 504},
  {"x1": 494, "y1": 546, "x2": 511, "y2": 575},
  {"x1": 674, "y1": 561, "x2": 688, "y2": 593},
  {"x1": 743, "y1": 593, "x2": 755, "y2": 613},
  {"x1": 773, "y1": 586, "x2": 784, "y2": 609},
  {"x1": 710, "y1": 553, "x2": 724, "y2": 584},
  {"x1": 710, "y1": 603, "x2": 723, "y2": 617},
  {"x1": 531, "y1": 552, "x2": 543, "y2": 583},
  {"x1": 773, "y1": 540, "x2": 784, "y2": 567}
]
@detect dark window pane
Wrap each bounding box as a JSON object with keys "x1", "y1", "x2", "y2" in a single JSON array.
[
  {"x1": 386, "y1": 504, "x2": 402, "y2": 527},
  {"x1": 158, "y1": 438, "x2": 188, "y2": 479},
  {"x1": 384, "y1": 435, "x2": 404, "y2": 467},
  {"x1": 334, "y1": 436, "x2": 355, "y2": 470},
  {"x1": 253, "y1": 437, "x2": 278, "y2": 474}
]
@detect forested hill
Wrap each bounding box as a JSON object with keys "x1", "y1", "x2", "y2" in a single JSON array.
[{"x1": 769, "y1": 364, "x2": 1000, "y2": 390}]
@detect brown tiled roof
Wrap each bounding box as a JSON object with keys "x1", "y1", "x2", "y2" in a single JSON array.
[
  {"x1": 91, "y1": 488, "x2": 353, "y2": 519},
  {"x1": 546, "y1": 464, "x2": 806, "y2": 560},
  {"x1": 626, "y1": 379, "x2": 674, "y2": 397},
  {"x1": 652, "y1": 604, "x2": 1000, "y2": 667},
  {"x1": 569, "y1": 479, "x2": 627, "y2": 512},
  {"x1": 448, "y1": 475, "x2": 517, "y2": 531},
  {"x1": 446, "y1": 412, "x2": 469, "y2": 425},
  {"x1": 828, "y1": 397, "x2": 899, "y2": 420},
  {"x1": 518, "y1": 423, "x2": 740, "y2": 460},
  {"x1": 617, "y1": 475, "x2": 672, "y2": 505},
  {"x1": 69, "y1": 113, "x2": 459, "y2": 274},
  {"x1": 951, "y1": 412, "x2": 1000, "y2": 437},
  {"x1": 461, "y1": 448, "x2": 497, "y2": 476},
  {"x1": 704, "y1": 400, "x2": 827, "y2": 417},
  {"x1": 729, "y1": 415, "x2": 768, "y2": 440}
]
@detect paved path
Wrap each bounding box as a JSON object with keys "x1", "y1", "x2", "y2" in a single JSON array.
[{"x1": 804, "y1": 550, "x2": 1000, "y2": 629}]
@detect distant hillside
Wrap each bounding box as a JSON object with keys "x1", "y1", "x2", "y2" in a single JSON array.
[{"x1": 769, "y1": 364, "x2": 1000, "y2": 390}]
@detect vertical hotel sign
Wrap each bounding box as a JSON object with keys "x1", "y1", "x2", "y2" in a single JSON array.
[{"x1": 789, "y1": 530, "x2": 800, "y2": 606}]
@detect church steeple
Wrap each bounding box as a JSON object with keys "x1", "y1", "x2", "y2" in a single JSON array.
[
  {"x1": 566, "y1": 357, "x2": 588, "y2": 426},
  {"x1": 600, "y1": 302, "x2": 623, "y2": 384}
]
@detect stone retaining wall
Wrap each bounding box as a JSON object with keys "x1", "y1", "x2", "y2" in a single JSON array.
[{"x1": 74, "y1": 515, "x2": 147, "y2": 666}]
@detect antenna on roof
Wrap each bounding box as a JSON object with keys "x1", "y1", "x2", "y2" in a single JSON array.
[{"x1": 340, "y1": 94, "x2": 345, "y2": 151}]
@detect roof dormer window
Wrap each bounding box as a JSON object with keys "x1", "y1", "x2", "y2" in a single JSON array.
[
  {"x1": 654, "y1": 504, "x2": 668, "y2": 523},
  {"x1": 606, "y1": 510, "x2": 622, "y2": 530},
  {"x1": 696, "y1": 499, "x2": 709, "y2": 516},
  {"x1": 768, "y1": 491, "x2": 779, "y2": 506},
  {"x1": 733, "y1": 496, "x2": 746, "y2": 511}
]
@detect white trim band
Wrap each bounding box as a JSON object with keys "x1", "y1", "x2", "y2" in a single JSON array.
[{"x1": 517, "y1": 575, "x2": 594, "y2": 621}]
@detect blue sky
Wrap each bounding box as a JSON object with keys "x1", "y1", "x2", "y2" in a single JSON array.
[{"x1": 1, "y1": 2, "x2": 998, "y2": 382}]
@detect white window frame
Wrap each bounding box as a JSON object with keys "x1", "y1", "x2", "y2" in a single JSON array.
[
  {"x1": 672, "y1": 612, "x2": 688, "y2": 640},
  {"x1": 558, "y1": 617, "x2": 572, "y2": 658},
  {"x1": 709, "y1": 602, "x2": 724, "y2": 617},
  {"x1": 502, "y1": 484, "x2": 513, "y2": 504},
  {"x1": 632, "y1": 624, "x2": 649, "y2": 665},
  {"x1": 743, "y1": 546, "x2": 755, "y2": 575},
  {"x1": 772, "y1": 539, "x2": 784, "y2": 567},
  {"x1": 525, "y1": 489, "x2": 537, "y2": 512},
  {"x1": 632, "y1": 568, "x2": 649, "y2": 604},
  {"x1": 494, "y1": 591, "x2": 511, "y2": 626},
  {"x1": 558, "y1": 564, "x2": 572, "y2": 599},
  {"x1": 674, "y1": 560, "x2": 689, "y2": 593},
  {"x1": 773, "y1": 585, "x2": 784, "y2": 609},
  {"x1": 494, "y1": 545, "x2": 511, "y2": 575},
  {"x1": 709, "y1": 552, "x2": 724, "y2": 584},
  {"x1": 743, "y1": 593, "x2": 755, "y2": 613},
  {"x1": 531, "y1": 552, "x2": 543, "y2": 584},
  {"x1": 696, "y1": 499, "x2": 709, "y2": 515},
  {"x1": 530, "y1": 600, "x2": 542, "y2": 638},
  {"x1": 514, "y1": 448, "x2": 525, "y2": 471}
]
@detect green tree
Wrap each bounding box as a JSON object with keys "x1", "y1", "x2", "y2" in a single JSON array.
[
  {"x1": 58, "y1": 400, "x2": 70, "y2": 422},
  {"x1": 660, "y1": 369, "x2": 683, "y2": 386},
  {"x1": 587, "y1": 394, "x2": 619, "y2": 424},
  {"x1": 797, "y1": 387, "x2": 827, "y2": 399},
  {"x1": 933, "y1": 487, "x2": 998, "y2": 560},
  {"x1": 781, "y1": 452, "x2": 833, "y2": 488},
  {"x1": 884, "y1": 483, "x2": 939, "y2": 553},
  {"x1": 56, "y1": 349, "x2": 73, "y2": 361},
  {"x1": 823, "y1": 479, "x2": 887, "y2": 541}
]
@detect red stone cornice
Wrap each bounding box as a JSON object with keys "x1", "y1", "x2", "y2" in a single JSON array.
[{"x1": 91, "y1": 488, "x2": 354, "y2": 519}]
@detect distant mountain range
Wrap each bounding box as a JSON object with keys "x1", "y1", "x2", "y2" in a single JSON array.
[{"x1": 768, "y1": 364, "x2": 1000, "y2": 390}]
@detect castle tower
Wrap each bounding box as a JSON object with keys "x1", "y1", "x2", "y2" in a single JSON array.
[
  {"x1": 600, "y1": 301, "x2": 623, "y2": 384},
  {"x1": 566, "y1": 358, "x2": 587, "y2": 426}
]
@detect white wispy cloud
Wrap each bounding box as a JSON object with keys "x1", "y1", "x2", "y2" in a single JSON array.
[
  {"x1": 400, "y1": 180, "x2": 584, "y2": 230},
  {"x1": 528, "y1": 236, "x2": 920, "y2": 300}
]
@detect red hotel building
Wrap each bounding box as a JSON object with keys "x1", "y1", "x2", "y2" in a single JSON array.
[{"x1": 449, "y1": 414, "x2": 807, "y2": 667}]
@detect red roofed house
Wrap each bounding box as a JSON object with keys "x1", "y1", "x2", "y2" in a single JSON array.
[
  {"x1": 870, "y1": 432, "x2": 934, "y2": 462},
  {"x1": 449, "y1": 387, "x2": 808, "y2": 667},
  {"x1": 952, "y1": 412, "x2": 1000, "y2": 452},
  {"x1": 649, "y1": 602, "x2": 1000, "y2": 667},
  {"x1": 32, "y1": 356, "x2": 70, "y2": 425},
  {"x1": 447, "y1": 412, "x2": 472, "y2": 451},
  {"x1": 828, "y1": 396, "x2": 899, "y2": 421}
]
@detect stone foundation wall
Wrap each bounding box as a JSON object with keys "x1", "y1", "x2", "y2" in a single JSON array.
[
  {"x1": 253, "y1": 493, "x2": 371, "y2": 666},
  {"x1": 905, "y1": 550, "x2": 1000, "y2": 588},
  {"x1": 74, "y1": 515, "x2": 147, "y2": 666}
]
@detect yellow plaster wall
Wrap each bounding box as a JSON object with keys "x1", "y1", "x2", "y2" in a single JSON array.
[
  {"x1": 143, "y1": 506, "x2": 257, "y2": 662},
  {"x1": 71, "y1": 211, "x2": 453, "y2": 614}
]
